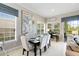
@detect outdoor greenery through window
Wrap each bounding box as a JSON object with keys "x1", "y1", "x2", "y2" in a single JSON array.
[
  {"x1": 65, "y1": 20, "x2": 79, "y2": 35},
  {"x1": 0, "y1": 12, "x2": 17, "y2": 42}
]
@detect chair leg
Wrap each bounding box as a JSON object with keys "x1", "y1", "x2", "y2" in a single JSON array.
[
  {"x1": 44, "y1": 46, "x2": 47, "y2": 52},
  {"x1": 40, "y1": 49, "x2": 42, "y2": 56},
  {"x1": 22, "y1": 48, "x2": 26, "y2": 55},
  {"x1": 48, "y1": 42, "x2": 51, "y2": 48},
  {"x1": 49, "y1": 40, "x2": 51, "y2": 46},
  {"x1": 27, "y1": 51, "x2": 29, "y2": 56},
  {"x1": 48, "y1": 44, "x2": 50, "y2": 48},
  {"x1": 0, "y1": 47, "x2": 3, "y2": 50}
]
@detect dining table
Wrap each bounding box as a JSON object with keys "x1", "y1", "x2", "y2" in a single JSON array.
[{"x1": 28, "y1": 37, "x2": 40, "y2": 56}]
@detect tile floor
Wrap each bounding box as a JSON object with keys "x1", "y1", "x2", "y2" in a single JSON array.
[{"x1": 0, "y1": 41, "x2": 67, "y2": 56}]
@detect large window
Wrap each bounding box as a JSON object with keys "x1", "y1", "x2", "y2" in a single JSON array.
[
  {"x1": 0, "y1": 4, "x2": 18, "y2": 42},
  {"x1": 0, "y1": 12, "x2": 17, "y2": 41},
  {"x1": 62, "y1": 15, "x2": 79, "y2": 35},
  {"x1": 66, "y1": 20, "x2": 79, "y2": 35}
]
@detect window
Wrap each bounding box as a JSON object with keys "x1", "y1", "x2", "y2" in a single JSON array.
[
  {"x1": 66, "y1": 20, "x2": 79, "y2": 35},
  {"x1": 37, "y1": 23, "x2": 44, "y2": 35},
  {"x1": 48, "y1": 24, "x2": 52, "y2": 29},
  {"x1": 0, "y1": 4, "x2": 18, "y2": 42},
  {"x1": 0, "y1": 12, "x2": 17, "y2": 41}
]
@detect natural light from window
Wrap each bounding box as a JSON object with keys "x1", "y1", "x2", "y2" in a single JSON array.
[{"x1": 0, "y1": 12, "x2": 17, "y2": 42}]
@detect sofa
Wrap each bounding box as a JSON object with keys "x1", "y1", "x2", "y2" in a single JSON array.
[{"x1": 66, "y1": 40, "x2": 79, "y2": 56}]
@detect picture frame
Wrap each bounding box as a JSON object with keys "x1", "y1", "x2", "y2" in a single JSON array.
[{"x1": 21, "y1": 10, "x2": 32, "y2": 34}]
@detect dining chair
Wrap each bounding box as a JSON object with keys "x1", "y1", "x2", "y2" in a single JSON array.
[
  {"x1": 39, "y1": 35, "x2": 47, "y2": 56},
  {"x1": 21, "y1": 35, "x2": 30, "y2": 56},
  {"x1": 46, "y1": 34, "x2": 51, "y2": 48}
]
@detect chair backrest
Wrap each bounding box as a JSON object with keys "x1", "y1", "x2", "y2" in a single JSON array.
[
  {"x1": 40, "y1": 35, "x2": 47, "y2": 49},
  {"x1": 47, "y1": 34, "x2": 51, "y2": 44},
  {"x1": 21, "y1": 35, "x2": 29, "y2": 51}
]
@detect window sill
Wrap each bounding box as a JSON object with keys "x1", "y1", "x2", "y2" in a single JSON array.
[{"x1": 4, "y1": 39, "x2": 17, "y2": 44}]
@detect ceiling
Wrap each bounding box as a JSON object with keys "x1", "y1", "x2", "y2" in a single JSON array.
[{"x1": 18, "y1": 3, "x2": 79, "y2": 18}]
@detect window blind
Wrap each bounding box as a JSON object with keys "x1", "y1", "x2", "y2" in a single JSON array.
[
  {"x1": 61, "y1": 15, "x2": 79, "y2": 22},
  {"x1": 0, "y1": 3, "x2": 18, "y2": 17}
]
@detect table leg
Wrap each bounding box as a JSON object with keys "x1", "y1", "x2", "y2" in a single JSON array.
[
  {"x1": 34, "y1": 44, "x2": 37, "y2": 56},
  {"x1": 56, "y1": 36, "x2": 59, "y2": 42}
]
